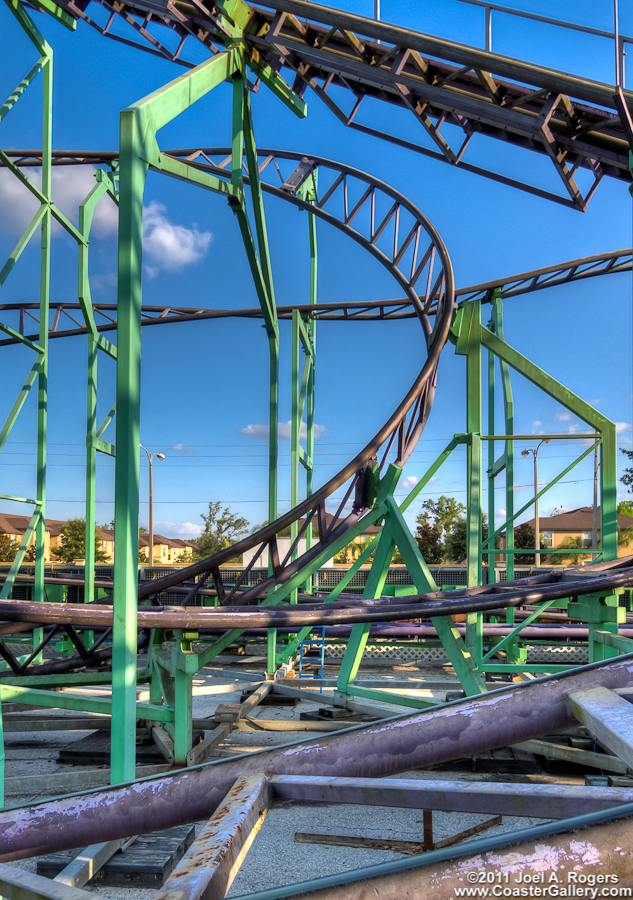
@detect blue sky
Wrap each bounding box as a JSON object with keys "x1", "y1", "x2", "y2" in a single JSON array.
[{"x1": 0, "y1": 0, "x2": 631, "y2": 539}]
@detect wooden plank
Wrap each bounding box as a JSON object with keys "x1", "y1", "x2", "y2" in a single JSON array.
[
  {"x1": 0, "y1": 863, "x2": 95, "y2": 900},
  {"x1": 239, "y1": 681, "x2": 272, "y2": 716},
  {"x1": 512, "y1": 739, "x2": 629, "y2": 774},
  {"x1": 54, "y1": 839, "x2": 135, "y2": 888},
  {"x1": 154, "y1": 775, "x2": 271, "y2": 900},
  {"x1": 152, "y1": 726, "x2": 174, "y2": 762},
  {"x1": 294, "y1": 816, "x2": 502, "y2": 855},
  {"x1": 186, "y1": 724, "x2": 232, "y2": 767},
  {"x1": 2, "y1": 716, "x2": 112, "y2": 733},
  {"x1": 569, "y1": 686, "x2": 633, "y2": 770},
  {"x1": 4, "y1": 765, "x2": 170, "y2": 796}
]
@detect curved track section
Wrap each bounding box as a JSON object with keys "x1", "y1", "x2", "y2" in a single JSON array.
[
  {"x1": 0, "y1": 148, "x2": 454, "y2": 666},
  {"x1": 118, "y1": 150, "x2": 453, "y2": 605}
]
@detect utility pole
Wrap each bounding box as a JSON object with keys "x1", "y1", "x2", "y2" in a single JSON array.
[
  {"x1": 140, "y1": 445, "x2": 165, "y2": 566},
  {"x1": 592, "y1": 443, "x2": 599, "y2": 560},
  {"x1": 522, "y1": 438, "x2": 550, "y2": 567}
]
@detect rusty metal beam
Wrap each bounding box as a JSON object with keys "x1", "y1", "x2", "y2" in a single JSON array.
[
  {"x1": 268, "y1": 774, "x2": 633, "y2": 819},
  {"x1": 154, "y1": 775, "x2": 271, "y2": 900}
]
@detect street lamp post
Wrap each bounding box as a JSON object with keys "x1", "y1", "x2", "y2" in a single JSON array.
[
  {"x1": 140, "y1": 445, "x2": 165, "y2": 567},
  {"x1": 521, "y1": 439, "x2": 550, "y2": 567}
]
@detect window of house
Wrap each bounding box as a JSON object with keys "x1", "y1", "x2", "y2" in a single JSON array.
[
  {"x1": 582, "y1": 532, "x2": 593, "y2": 548},
  {"x1": 162, "y1": 547, "x2": 166, "y2": 556},
  {"x1": 102, "y1": 542, "x2": 107, "y2": 552},
  {"x1": 541, "y1": 532, "x2": 553, "y2": 548}
]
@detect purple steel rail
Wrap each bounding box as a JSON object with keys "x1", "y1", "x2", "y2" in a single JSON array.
[
  {"x1": 0, "y1": 564, "x2": 632, "y2": 631},
  {"x1": 2, "y1": 652, "x2": 633, "y2": 861}
]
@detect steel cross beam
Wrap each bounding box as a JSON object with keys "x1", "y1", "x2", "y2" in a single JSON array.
[
  {"x1": 0, "y1": 248, "x2": 626, "y2": 343},
  {"x1": 22, "y1": 0, "x2": 633, "y2": 208}
]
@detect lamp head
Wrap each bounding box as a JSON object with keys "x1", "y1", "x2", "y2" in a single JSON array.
[
  {"x1": 156, "y1": 453, "x2": 166, "y2": 461},
  {"x1": 521, "y1": 449, "x2": 530, "y2": 458}
]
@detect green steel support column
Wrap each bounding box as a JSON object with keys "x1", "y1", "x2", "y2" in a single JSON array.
[
  {"x1": 290, "y1": 308, "x2": 300, "y2": 605},
  {"x1": 32, "y1": 45, "x2": 52, "y2": 659},
  {"x1": 240, "y1": 70, "x2": 279, "y2": 531},
  {"x1": 78, "y1": 174, "x2": 115, "y2": 606},
  {"x1": 487, "y1": 319, "x2": 495, "y2": 576},
  {"x1": 0, "y1": 698, "x2": 3, "y2": 808},
  {"x1": 601, "y1": 423, "x2": 618, "y2": 560},
  {"x1": 492, "y1": 294, "x2": 515, "y2": 584},
  {"x1": 383, "y1": 494, "x2": 486, "y2": 695},
  {"x1": 465, "y1": 301, "x2": 482, "y2": 588},
  {"x1": 336, "y1": 520, "x2": 396, "y2": 693},
  {"x1": 84, "y1": 336, "x2": 97, "y2": 604},
  {"x1": 305, "y1": 198, "x2": 317, "y2": 593},
  {"x1": 112, "y1": 106, "x2": 147, "y2": 784}
]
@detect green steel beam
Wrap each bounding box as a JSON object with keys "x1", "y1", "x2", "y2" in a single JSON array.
[
  {"x1": 0, "y1": 57, "x2": 46, "y2": 123},
  {"x1": 0, "y1": 685, "x2": 172, "y2": 722},
  {"x1": 0, "y1": 204, "x2": 47, "y2": 289},
  {"x1": 0, "y1": 354, "x2": 45, "y2": 455},
  {"x1": 4, "y1": 0, "x2": 50, "y2": 53},
  {"x1": 25, "y1": 0, "x2": 76, "y2": 30}
]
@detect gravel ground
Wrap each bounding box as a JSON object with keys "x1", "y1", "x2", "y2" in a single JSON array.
[{"x1": 2, "y1": 658, "x2": 563, "y2": 899}]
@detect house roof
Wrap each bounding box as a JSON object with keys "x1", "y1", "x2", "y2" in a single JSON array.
[
  {"x1": 0, "y1": 515, "x2": 67, "y2": 537},
  {"x1": 522, "y1": 507, "x2": 633, "y2": 532}
]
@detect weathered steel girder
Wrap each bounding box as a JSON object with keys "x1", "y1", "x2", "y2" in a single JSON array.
[{"x1": 22, "y1": 0, "x2": 633, "y2": 208}]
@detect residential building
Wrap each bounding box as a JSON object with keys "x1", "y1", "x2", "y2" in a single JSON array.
[
  {"x1": 0, "y1": 515, "x2": 194, "y2": 565},
  {"x1": 497, "y1": 506, "x2": 633, "y2": 564}
]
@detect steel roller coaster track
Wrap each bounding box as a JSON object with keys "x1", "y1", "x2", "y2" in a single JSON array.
[{"x1": 20, "y1": 0, "x2": 633, "y2": 209}]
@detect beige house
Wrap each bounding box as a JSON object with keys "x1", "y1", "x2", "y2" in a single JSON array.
[
  {"x1": 0, "y1": 515, "x2": 194, "y2": 565},
  {"x1": 0, "y1": 514, "x2": 67, "y2": 562},
  {"x1": 498, "y1": 506, "x2": 633, "y2": 564}
]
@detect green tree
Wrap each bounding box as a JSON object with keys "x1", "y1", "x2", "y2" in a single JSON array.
[
  {"x1": 51, "y1": 518, "x2": 110, "y2": 565},
  {"x1": 192, "y1": 502, "x2": 250, "y2": 562},
  {"x1": 0, "y1": 534, "x2": 21, "y2": 563},
  {"x1": 511, "y1": 522, "x2": 551, "y2": 565},
  {"x1": 621, "y1": 448, "x2": 633, "y2": 493},
  {"x1": 513, "y1": 522, "x2": 536, "y2": 564},
  {"x1": 418, "y1": 496, "x2": 466, "y2": 541},
  {"x1": 415, "y1": 521, "x2": 444, "y2": 564},
  {"x1": 618, "y1": 500, "x2": 633, "y2": 550},
  {"x1": 444, "y1": 515, "x2": 489, "y2": 564}
]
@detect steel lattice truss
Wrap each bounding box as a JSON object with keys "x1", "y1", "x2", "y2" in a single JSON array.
[{"x1": 21, "y1": 0, "x2": 633, "y2": 209}]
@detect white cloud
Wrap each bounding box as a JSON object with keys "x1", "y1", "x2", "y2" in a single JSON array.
[
  {"x1": 555, "y1": 412, "x2": 571, "y2": 422},
  {"x1": 155, "y1": 521, "x2": 200, "y2": 537},
  {"x1": 143, "y1": 201, "x2": 211, "y2": 276},
  {"x1": 616, "y1": 422, "x2": 631, "y2": 433},
  {"x1": 532, "y1": 420, "x2": 542, "y2": 427},
  {"x1": 240, "y1": 421, "x2": 329, "y2": 440},
  {"x1": 568, "y1": 424, "x2": 578, "y2": 434},
  {"x1": 171, "y1": 443, "x2": 193, "y2": 452},
  {"x1": 496, "y1": 508, "x2": 506, "y2": 518},
  {"x1": 90, "y1": 272, "x2": 117, "y2": 293},
  {"x1": 400, "y1": 475, "x2": 419, "y2": 491},
  {"x1": 0, "y1": 166, "x2": 118, "y2": 238}
]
